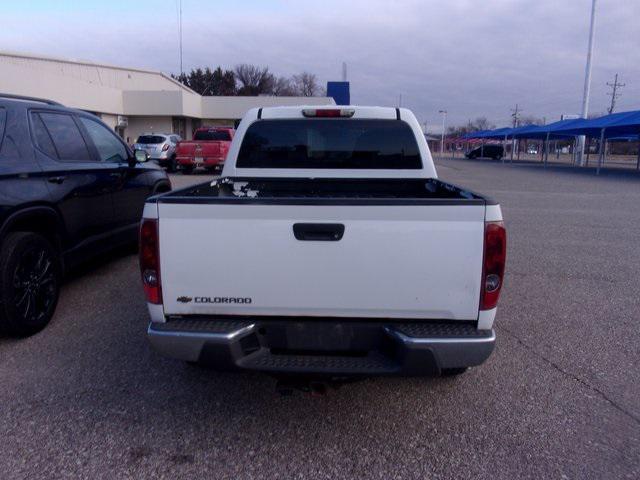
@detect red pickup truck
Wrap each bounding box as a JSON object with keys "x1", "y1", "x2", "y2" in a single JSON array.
[{"x1": 176, "y1": 127, "x2": 235, "y2": 174}]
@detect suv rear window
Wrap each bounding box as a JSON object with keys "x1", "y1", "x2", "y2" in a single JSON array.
[
  {"x1": 236, "y1": 119, "x2": 421, "y2": 169},
  {"x1": 136, "y1": 135, "x2": 166, "y2": 144},
  {"x1": 194, "y1": 130, "x2": 232, "y2": 141}
]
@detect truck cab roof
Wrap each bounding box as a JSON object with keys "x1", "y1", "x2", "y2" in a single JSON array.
[{"x1": 221, "y1": 106, "x2": 436, "y2": 179}]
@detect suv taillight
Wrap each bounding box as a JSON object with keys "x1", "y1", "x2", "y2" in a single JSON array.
[
  {"x1": 162, "y1": 144, "x2": 170, "y2": 151},
  {"x1": 139, "y1": 218, "x2": 162, "y2": 304},
  {"x1": 480, "y1": 221, "x2": 506, "y2": 310}
]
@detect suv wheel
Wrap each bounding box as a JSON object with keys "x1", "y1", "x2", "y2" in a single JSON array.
[{"x1": 0, "y1": 232, "x2": 61, "y2": 336}]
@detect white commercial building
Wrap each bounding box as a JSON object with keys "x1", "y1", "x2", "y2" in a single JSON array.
[{"x1": 0, "y1": 51, "x2": 335, "y2": 142}]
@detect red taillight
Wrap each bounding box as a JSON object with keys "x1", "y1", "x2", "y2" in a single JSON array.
[
  {"x1": 480, "y1": 221, "x2": 506, "y2": 310},
  {"x1": 139, "y1": 218, "x2": 162, "y2": 304},
  {"x1": 302, "y1": 108, "x2": 355, "y2": 118},
  {"x1": 162, "y1": 144, "x2": 169, "y2": 151}
]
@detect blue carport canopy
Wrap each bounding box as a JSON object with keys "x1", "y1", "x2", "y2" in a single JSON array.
[
  {"x1": 511, "y1": 119, "x2": 584, "y2": 140},
  {"x1": 476, "y1": 127, "x2": 514, "y2": 139},
  {"x1": 549, "y1": 110, "x2": 640, "y2": 138},
  {"x1": 464, "y1": 127, "x2": 514, "y2": 139},
  {"x1": 505, "y1": 124, "x2": 538, "y2": 138},
  {"x1": 462, "y1": 130, "x2": 489, "y2": 139}
]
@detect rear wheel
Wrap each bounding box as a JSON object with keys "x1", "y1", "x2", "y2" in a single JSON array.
[
  {"x1": 181, "y1": 166, "x2": 193, "y2": 175},
  {"x1": 0, "y1": 232, "x2": 61, "y2": 336}
]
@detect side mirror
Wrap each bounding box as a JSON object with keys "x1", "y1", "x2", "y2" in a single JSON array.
[{"x1": 134, "y1": 149, "x2": 149, "y2": 163}]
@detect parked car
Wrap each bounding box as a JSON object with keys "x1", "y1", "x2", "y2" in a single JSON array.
[
  {"x1": 0, "y1": 94, "x2": 171, "y2": 336},
  {"x1": 175, "y1": 127, "x2": 234, "y2": 174},
  {"x1": 527, "y1": 145, "x2": 539, "y2": 155},
  {"x1": 142, "y1": 106, "x2": 506, "y2": 377},
  {"x1": 133, "y1": 133, "x2": 181, "y2": 172},
  {"x1": 465, "y1": 144, "x2": 504, "y2": 160}
]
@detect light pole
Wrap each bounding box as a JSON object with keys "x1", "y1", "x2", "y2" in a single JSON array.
[
  {"x1": 439, "y1": 110, "x2": 447, "y2": 155},
  {"x1": 577, "y1": 0, "x2": 597, "y2": 166}
]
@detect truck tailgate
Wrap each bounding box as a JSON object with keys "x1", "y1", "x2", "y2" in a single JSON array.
[
  {"x1": 158, "y1": 203, "x2": 485, "y2": 321},
  {"x1": 177, "y1": 142, "x2": 221, "y2": 156}
]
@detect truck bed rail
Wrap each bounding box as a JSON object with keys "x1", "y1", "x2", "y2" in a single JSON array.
[{"x1": 155, "y1": 177, "x2": 495, "y2": 206}]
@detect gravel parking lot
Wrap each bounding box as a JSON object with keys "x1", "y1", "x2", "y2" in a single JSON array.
[{"x1": 1, "y1": 160, "x2": 639, "y2": 479}]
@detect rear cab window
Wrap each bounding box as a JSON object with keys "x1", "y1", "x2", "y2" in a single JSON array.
[
  {"x1": 236, "y1": 119, "x2": 422, "y2": 169},
  {"x1": 194, "y1": 130, "x2": 232, "y2": 141},
  {"x1": 137, "y1": 135, "x2": 166, "y2": 144}
]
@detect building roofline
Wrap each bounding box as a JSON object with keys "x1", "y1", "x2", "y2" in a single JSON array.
[
  {"x1": 158, "y1": 73, "x2": 198, "y2": 95},
  {"x1": 0, "y1": 49, "x2": 198, "y2": 95}
]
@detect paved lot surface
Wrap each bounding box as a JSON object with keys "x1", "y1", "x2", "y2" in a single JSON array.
[{"x1": 1, "y1": 161, "x2": 639, "y2": 479}]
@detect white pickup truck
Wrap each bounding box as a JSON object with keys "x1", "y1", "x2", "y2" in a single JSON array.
[{"x1": 140, "y1": 106, "x2": 506, "y2": 377}]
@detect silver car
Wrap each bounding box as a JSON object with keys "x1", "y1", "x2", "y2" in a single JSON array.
[{"x1": 133, "y1": 133, "x2": 181, "y2": 172}]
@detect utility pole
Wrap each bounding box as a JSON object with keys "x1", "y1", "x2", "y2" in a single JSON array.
[
  {"x1": 510, "y1": 104, "x2": 521, "y2": 127},
  {"x1": 606, "y1": 73, "x2": 625, "y2": 114},
  {"x1": 510, "y1": 105, "x2": 521, "y2": 159},
  {"x1": 179, "y1": 0, "x2": 183, "y2": 75},
  {"x1": 439, "y1": 110, "x2": 447, "y2": 155},
  {"x1": 577, "y1": 0, "x2": 597, "y2": 166}
]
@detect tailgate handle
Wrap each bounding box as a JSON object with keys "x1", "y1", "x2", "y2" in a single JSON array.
[{"x1": 293, "y1": 223, "x2": 345, "y2": 241}]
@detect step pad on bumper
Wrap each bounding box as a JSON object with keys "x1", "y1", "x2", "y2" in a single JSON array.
[
  {"x1": 148, "y1": 317, "x2": 495, "y2": 375},
  {"x1": 239, "y1": 351, "x2": 398, "y2": 374}
]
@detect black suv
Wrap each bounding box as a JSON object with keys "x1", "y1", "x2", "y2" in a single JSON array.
[
  {"x1": 0, "y1": 95, "x2": 171, "y2": 336},
  {"x1": 465, "y1": 144, "x2": 504, "y2": 160}
]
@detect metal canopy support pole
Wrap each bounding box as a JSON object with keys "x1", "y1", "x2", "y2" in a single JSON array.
[
  {"x1": 509, "y1": 136, "x2": 514, "y2": 162},
  {"x1": 503, "y1": 135, "x2": 508, "y2": 164},
  {"x1": 597, "y1": 128, "x2": 605, "y2": 175},
  {"x1": 555, "y1": 140, "x2": 560, "y2": 160},
  {"x1": 517, "y1": 139, "x2": 521, "y2": 160},
  {"x1": 544, "y1": 132, "x2": 550, "y2": 168},
  {"x1": 586, "y1": 136, "x2": 591, "y2": 165},
  {"x1": 481, "y1": 140, "x2": 484, "y2": 158},
  {"x1": 578, "y1": 0, "x2": 598, "y2": 166}
]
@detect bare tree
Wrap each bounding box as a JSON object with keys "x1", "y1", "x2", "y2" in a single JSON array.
[
  {"x1": 292, "y1": 72, "x2": 320, "y2": 97},
  {"x1": 234, "y1": 64, "x2": 274, "y2": 95},
  {"x1": 447, "y1": 117, "x2": 496, "y2": 137},
  {"x1": 272, "y1": 76, "x2": 297, "y2": 96},
  {"x1": 518, "y1": 115, "x2": 545, "y2": 126},
  {"x1": 472, "y1": 117, "x2": 495, "y2": 131}
]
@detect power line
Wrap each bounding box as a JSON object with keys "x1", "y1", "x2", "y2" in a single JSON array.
[{"x1": 606, "y1": 73, "x2": 625, "y2": 114}]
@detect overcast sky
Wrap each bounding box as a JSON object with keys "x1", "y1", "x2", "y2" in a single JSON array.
[{"x1": 2, "y1": 0, "x2": 638, "y2": 131}]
